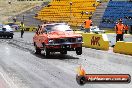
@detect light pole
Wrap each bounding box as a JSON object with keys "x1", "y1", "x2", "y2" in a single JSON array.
[
  {"x1": 70, "y1": 2, "x2": 72, "y2": 20},
  {"x1": 81, "y1": 11, "x2": 84, "y2": 19},
  {"x1": 23, "y1": 15, "x2": 24, "y2": 23},
  {"x1": 81, "y1": 11, "x2": 89, "y2": 19}
]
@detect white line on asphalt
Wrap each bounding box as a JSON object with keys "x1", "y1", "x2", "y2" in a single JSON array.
[{"x1": 0, "y1": 70, "x2": 18, "y2": 88}]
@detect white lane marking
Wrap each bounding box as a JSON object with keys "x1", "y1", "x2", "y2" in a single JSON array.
[{"x1": 0, "y1": 70, "x2": 18, "y2": 88}]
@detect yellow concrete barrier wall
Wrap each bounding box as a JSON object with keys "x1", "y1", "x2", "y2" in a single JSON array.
[
  {"x1": 15, "y1": 26, "x2": 37, "y2": 32},
  {"x1": 24, "y1": 26, "x2": 37, "y2": 32},
  {"x1": 82, "y1": 33, "x2": 109, "y2": 50},
  {"x1": 113, "y1": 41, "x2": 132, "y2": 55}
]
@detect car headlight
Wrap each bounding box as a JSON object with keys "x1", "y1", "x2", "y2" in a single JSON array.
[
  {"x1": 48, "y1": 39, "x2": 54, "y2": 44},
  {"x1": 77, "y1": 37, "x2": 82, "y2": 42}
]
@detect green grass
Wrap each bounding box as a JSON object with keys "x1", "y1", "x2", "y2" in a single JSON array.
[{"x1": 0, "y1": 0, "x2": 50, "y2": 23}]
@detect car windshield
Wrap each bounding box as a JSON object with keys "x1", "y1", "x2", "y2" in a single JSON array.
[
  {"x1": 0, "y1": 28, "x2": 2, "y2": 31},
  {"x1": 46, "y1": 24, "x2": 72, "y2": 32},
  {"x1": 0, "y1": 24, "x2": 3, "y2": 28},
  {"x1": 45, "y1": 25, "x2": 55, "y2": 32}
]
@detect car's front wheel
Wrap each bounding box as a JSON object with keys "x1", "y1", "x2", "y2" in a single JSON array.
[
  {"x1": 10, "y1": 36, "x2": 13, "y2": 39},
  {"x1": 45, "y1": 48, "x2": 50, "y2": 57},
  {"x1": 34, "y1": 43, "x2": 41, "y2": 54},
  {"x1": 42, "y1": 43, "x2": 50, "y2": 57},
  {"x1": 76, "y1": 47, "x2": 82, "y2": 55}
]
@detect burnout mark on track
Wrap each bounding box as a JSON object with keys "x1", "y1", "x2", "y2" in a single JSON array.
[{"x1": 0, "y1": 39, "x2": 79, "y2": 60}]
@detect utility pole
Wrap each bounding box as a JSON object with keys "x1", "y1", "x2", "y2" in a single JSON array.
[
  {"x1": 23, "y1": 15, "x2": 24, "y2": 23},
  {"x1": 70, "y1": 2, "x2": 72, "y2": 20}
]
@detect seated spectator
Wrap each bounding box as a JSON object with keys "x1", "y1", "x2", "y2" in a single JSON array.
[
  {"x1": 85, "y1": 12, "x2": 88, "y2": 15},
  {"x1": 102, "y1": 18, "x2": 107, "y2": 23},
  {"x1": 8, "y1": 1, "x2": 11, "y2": 4},
  {"x1": 93, "y1": 3, "x2": 95, "y2": 7},
  {"x1": 13, "y1": 17, "x2": 16, "y2": 23},
  {"x1": 124, "y1": 25, "x2": 129, "y2": 34},
  {"x1": 128, "y1": 16, "x2": 132, "y2": 19},
  {"x1": 124, "y1": 16, "x2": 129, "y2": 19},
  {"x1": 90, "y1": 12, "x2": 93, "y2": 15}
]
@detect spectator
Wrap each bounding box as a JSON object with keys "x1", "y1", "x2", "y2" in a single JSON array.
[
  {"x1": 85, "y1": 12, "x2": 88, "y2": 15},
  {"x1": 115, "y1": 20, "x2": 125, "y2": 42},
  {"x1": 130, "y1": 25, "x2": 132, "y2": 34},
  {"x1": 19, "y1": 22, "x2": 25, "y2": 38},
  {"x1": 13, "y1": 17, "x2": 17, "y2": 23},
  {"x1": 115, "y1": 18, "x2": 123, "y2": 25},
  {"x1": 41, "y1": 21, "x2": 47, "y2": 33},
  {"x1": 119, "y1": 18, "x2": 123, "y2": 22},
  {"x1": 36, "y1": 25, "x2": 41, "y2": 35},
  {"x1": 38, "y1": 26, "x2": 43, "y2": 34},
  {"x1": 8, "y1": 1, "x2": 11, "y2": 4},
  {"x1": 93, "y1": 3, "x2": 95, "y2": 7},
  {"x1": 128, "y1": 16, "x2": 132, "y2": 19},
  {"x1": 35, "y1": 14, "x2": 38, "y2": 17},
  {"x1": 90, "y1": 12, "x2": 93, "y2": 15},
  {"x1": 83, "y1": 17, "x2": 93, "y2": 33},
  {"x1": 124, "y1": 25, "x2": 129, "y2": 34}
]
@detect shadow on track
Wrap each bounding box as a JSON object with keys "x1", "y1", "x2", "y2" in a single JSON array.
[
  {"x1": 0, "y1": 38, "x2": 12, "y2": 39},
  {"x1": 31, "y1": 52, "x2": 79, "y2": 60},
  {"x1": 7, "y1": 40, "x2": 79, "y2": 60}
]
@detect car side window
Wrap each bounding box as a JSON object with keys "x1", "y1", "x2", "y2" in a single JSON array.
[
  {"x1": 45, "y1": 27, "x2": 52, "y2": 33},
  {"x1": 44, "y1": 28, "x2": 47, "y2": 34}
]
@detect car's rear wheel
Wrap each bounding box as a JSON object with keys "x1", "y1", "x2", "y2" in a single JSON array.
[
  {"x1": 60, "y1": 50, "x2": 67, "y2": 54},
  {"x1": 76, "y1": 47, "x2": 82, "y2": 55}
]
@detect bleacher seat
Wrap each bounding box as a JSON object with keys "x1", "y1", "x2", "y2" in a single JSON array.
[
  {"x1": 100, "y1": 1, "x2": 132, "y2": 28},
  {"x1": 36, "y1": 0, "x2": 100, "y2": 26}
]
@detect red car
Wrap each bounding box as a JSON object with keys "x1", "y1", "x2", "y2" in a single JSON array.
[{"x1": 33, "y1": 23, "x2": 83, "y2": 57}]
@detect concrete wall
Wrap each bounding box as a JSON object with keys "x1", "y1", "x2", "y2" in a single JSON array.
[{"x1": 106, "y1": 33, "x2": 132, "y2": 46}]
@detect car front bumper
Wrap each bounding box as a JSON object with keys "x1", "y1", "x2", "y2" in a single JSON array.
[{"x1": 45, "y1": 42, "x2": 83, "y2": 51}]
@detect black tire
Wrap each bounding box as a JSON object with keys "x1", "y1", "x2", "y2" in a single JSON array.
[
  {"x1": 42, "y1": 43, "x2": 50, "y2": 57},
  {"x1": 6, "y1": 36, "x2": 9, "y2": 39},
  {"x1": 79, "y1": 76, "x2": 86, "y2": 85},
  {"x1": 76, "y1": 75, "x2": 86, "y2": 85},
  {"x1": 34, "y1": 43, "x2": 41, "y2": 54},
  {"x1": 76, "y1": 47, "x2": 82, "y2": 55},
  {"x1": 60, "y1": 50, "x2": 67, "y2": 54},
  {"x1": 10, "y1": 36, "x2": 13, "y2": 39},
  {"x1": 45, "y1": 48, "x2": 50, "y2": 57},
  {"x1": 35, "y1": 48, "x2": 41, "y2": 54}
]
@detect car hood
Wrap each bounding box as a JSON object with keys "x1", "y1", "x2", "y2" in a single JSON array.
[
  {"x1": 3, "y1": 25, "x2": 13, "y2": 32},
  {"x1": 47, "y1": 31, "x2": 82, "y2": 39}
]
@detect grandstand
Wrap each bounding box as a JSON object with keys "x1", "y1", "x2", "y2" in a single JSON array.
[
  {"x1": 1, "y1": 0, "x2": 131, "y2": 29},
  {"x1": 35, "y1": 0, "x2": 132, "y2": 30},
  {"x1": 100, "y1": 1, "x2": 132, "y2": 28},
  {"x1": 36, "y1": 0, "x2": 101, "y2": 26}
]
